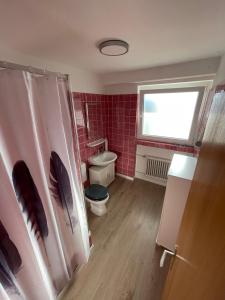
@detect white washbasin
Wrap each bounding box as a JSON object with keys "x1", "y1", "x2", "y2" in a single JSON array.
[{"x1": 89, "y1": 151, "x2": 117, "y2": 166}]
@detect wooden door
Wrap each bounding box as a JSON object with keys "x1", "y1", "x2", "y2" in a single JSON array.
[{"x1": 162, "y1": 87, "x2": 225, "y2": 300}]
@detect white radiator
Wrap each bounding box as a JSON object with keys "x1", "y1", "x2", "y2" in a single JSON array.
[
  {"x1": 145, "y1": 156, "x2": 171, "y2": 180},
  {"x1": 135, "y1": 153, "x2": 171, "y2": 186},
  {"x1": 135, "y1": 145, "x2": 191, "y2": 186}
]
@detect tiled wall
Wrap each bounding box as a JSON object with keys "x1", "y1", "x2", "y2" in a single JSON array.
[
  {"x1": 137, "y1": 139, "x2": 197, "y2": 155},
  {"x1": 73, "y1": 92, "x2": 197, "y2": 179},
  {"x1": 73, "y1": 92, "x2": 106, "y2": 164},
  {"x1": 73, "y1": 93, "x2": 138, "y2": 177},
  {"x1": 106, "y1": 94, "x2": 137, "y2": 177}
]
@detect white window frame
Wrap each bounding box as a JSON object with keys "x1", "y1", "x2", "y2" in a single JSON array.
[{"x1": 138, "y1": 86, "x2": 205, "y2": 145}]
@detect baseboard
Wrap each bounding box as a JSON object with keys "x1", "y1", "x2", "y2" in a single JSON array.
[
  {"x1": 135, "y1": 172, "x2": 167, "y2": 186},
  {"x1": 116, "y1": 173, "x2": 134, "y2": 181}
]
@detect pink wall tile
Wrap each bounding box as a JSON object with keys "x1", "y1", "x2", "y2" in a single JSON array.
[
  {"x1": 104, "y1": 94, "x2": 138, "y2": 177},
  {"x1": 136, "y1": 139, "x2": 195, "y2": 154},
  {"x1": 73, "y1": 92, "x2": 197, "y2": 179},
  {"x1": 73, "y1": 92, "x2": 105, "y2": 165}
]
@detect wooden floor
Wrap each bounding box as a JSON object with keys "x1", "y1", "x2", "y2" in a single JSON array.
[{"x1": 60, "y1": 177, "x2": 170, "y2": 300}]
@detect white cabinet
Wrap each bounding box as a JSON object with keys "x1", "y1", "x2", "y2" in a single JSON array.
[
  {"x1": 89, "y1": 162, "x2": 115, "y2": 187},
  {"x1": 156, "y1": 154, "x2": 197, "y2": 251}
]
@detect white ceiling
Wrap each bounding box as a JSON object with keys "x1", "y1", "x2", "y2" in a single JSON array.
[{"x1": 0, "y1": 0, "x2": 225, "y2": 74}]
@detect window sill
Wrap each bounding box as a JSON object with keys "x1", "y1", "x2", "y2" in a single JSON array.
[{"x1": 137, "y1": 138, "x2": 198, "y2": 155}]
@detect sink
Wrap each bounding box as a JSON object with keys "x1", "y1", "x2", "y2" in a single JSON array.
[{"x1": 89, "y1": 151, "x2": 117, "y2": 167}]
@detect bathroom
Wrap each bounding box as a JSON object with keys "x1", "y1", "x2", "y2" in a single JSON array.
[
  {"x1": 0, "y1": 1, "x2": 225, "y2": 300},
  {"x1": 67, "y1": 75, "x2": 219, "y2": 300},
  {"x1": 74, "y1": 82, "x2": 206, "y2": 210}
]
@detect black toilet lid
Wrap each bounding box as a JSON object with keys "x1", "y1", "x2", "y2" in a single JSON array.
[{"x1": 85, "y1": 184, "x2": 108, "y2": 201}]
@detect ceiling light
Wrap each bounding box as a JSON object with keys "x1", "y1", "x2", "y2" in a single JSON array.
[{"x1": 98, "y1": 40, "x2": 129, "y2": 56}]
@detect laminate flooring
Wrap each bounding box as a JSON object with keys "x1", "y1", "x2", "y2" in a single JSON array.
[{"x1": 60, "y1": 177, "x2": 170, "y2": 300}]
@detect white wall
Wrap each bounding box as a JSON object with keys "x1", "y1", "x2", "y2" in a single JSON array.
[
  {"x1": 1, "y1": 43, "x2": 223, "y2": 94},
  {"x1": 102, "y1": 57, "x2": 221, "y2": 94},
  {"x1": 104, "y1": 83, "x2": 138, "y2": 94},
  {"x1": 214, "y1": 53, "x2": 225, "y2": 86},
  {"x1": 0, "y1": 45, "x2": 103, "y2": 93}
]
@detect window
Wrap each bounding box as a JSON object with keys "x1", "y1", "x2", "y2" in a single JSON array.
[{"x1": 139, "y1": 87, "x2": 205, "y2": 145}]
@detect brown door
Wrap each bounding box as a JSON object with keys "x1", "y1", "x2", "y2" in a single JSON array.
[{"x1": 162, "y1": 87, "x2": 225, "y2": 300}]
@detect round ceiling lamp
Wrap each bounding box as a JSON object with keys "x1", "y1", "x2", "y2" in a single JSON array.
[{"x1": 98, "y1": 40, "x2": 129, "y2": 56}]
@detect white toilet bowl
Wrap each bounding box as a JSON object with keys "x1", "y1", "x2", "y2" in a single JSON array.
[
  {"x1": 84, "y1": 184, "x2": 109, "y2": 216},
  {"x1": 85, "y1": 193, "x2": 109, "y2": 216},
  {"x1": 81, "y1": 163, "x2": 109, "y2": 217}
]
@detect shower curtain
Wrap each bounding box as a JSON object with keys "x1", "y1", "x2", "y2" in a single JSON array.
[{"x1": 0, "y1": 69, "x2": 90, "y2": 299}]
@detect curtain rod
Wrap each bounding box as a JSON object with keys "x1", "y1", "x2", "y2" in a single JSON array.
[{"x1": 0, "y1": 60, "x2": 68, "y2": 80}]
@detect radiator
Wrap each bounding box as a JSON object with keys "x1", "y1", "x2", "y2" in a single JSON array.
[{"x1": 145, "y1": 156, "x2": 171, "y2": 180}]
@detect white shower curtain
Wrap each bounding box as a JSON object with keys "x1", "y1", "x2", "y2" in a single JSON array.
[{"x1": 0, "y1": 69, "x2": 89, "y2": 299}]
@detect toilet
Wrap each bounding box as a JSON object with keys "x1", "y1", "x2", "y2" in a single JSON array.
[
  {"x1": 81, "y1": 162, "x2": 109, "y2": 216},
  {"x1": 85, "y1": 184, "x2": 109, "y2": 216}
]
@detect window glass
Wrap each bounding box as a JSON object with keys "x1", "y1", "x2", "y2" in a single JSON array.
[{"x1": 142, "y1": 91, "x2": 199, "y2": 140}]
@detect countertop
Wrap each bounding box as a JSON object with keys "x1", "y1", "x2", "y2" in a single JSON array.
[{"x1": 168, "y1": 154, "x2": 197, "y2": 180}]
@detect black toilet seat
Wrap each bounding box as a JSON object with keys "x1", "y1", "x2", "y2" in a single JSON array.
[{"x1": 85, "y1": 184, "x2": 108, "y2": 201}]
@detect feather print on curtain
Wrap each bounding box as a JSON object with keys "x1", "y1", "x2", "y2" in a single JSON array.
[
  {"x1": 12, "y1": 161, "x2": 48, "y2": 241},
  {"x1": 0, "y1": 68, "x2": 90, "y2": 299},
  {"x1": 49, "y1": 151, "x2": 77, "y2": 233},
  {"x1": 0, "y1": 221, "x2": 22, "y2": 295}
]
